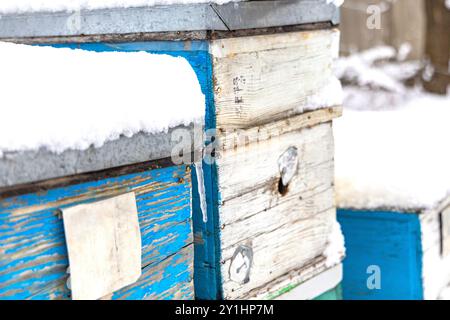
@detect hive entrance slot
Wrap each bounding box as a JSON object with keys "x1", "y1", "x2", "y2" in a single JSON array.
[{"x1": 278, "y1": 177, "x2": 289, "y2": 196}]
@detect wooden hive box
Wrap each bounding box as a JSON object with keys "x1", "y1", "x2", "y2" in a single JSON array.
[
  {"x1": 0, "y1": 40, "x2": 205, "y2": 300},
  {"x1": 194, "y1": 28, "x2": 344, "y2": 301},
  {"x1": 0, "y1": 134, "x2": 198, "y2": 300},
  {"x1": 334, "y1": 103, "x2": 450, "y2": 300},
  {"x1": 0, "y1": 0, "x2": 344, "y2": 300}
]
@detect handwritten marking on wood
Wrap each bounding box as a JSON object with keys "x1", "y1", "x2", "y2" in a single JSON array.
[
  {"x1": 62, "y1": 192, "x2": 141, "y2": 300},
  {"x1": 210, "y1": 29, "x2": 340, "y2": 129}
]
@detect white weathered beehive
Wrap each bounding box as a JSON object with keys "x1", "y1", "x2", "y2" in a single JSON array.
[{"x1": 193, "y1": 28, "x2": 345, "y2": 300}]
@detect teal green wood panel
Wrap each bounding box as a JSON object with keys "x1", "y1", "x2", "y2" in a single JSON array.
[
  {"x1": 338, "y1": 209, "x2": 424, "y2": 300},
  {"x1": 0, "y1": 165, "x2": 193, "y2": 300}
]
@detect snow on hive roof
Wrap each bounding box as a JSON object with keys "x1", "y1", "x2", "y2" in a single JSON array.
[
  {"x1": 0, "y1": 0, "x2": 240, "y2": 14},
  {"x1": 0, "y1": 41, "x2": 205, "y2": 156},
  {"x1": 334, "y1": 92, "x2": 450, "y2": 211}
]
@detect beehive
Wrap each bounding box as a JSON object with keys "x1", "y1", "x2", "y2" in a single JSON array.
[
  {"x1": 0, "y1": 133, "x2": 198, "y2": 299},
  {"x1": 334, "y1": 103, "x2": 450, "y2": 300},
  {"x1": 0, "y1": 0, "x2": 344, "y2": 300},
  {"x1": 193, "y1": 30, "x2": 344, "y2": 300}
]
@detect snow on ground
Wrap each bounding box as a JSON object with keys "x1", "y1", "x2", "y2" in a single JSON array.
[
  {"x1": 0, "y1": 0, "x2": 240, "y2": 14},
  {"x1": 326, "y1": 0, "x2": 344, "y2": 7},
  {"x1": 303, "y1": 76, "x2": 343, "y2": 112},
  {"x1": 334, "y1": 46, "x2": 450, "y2": 210},
  {"x1": 439, "y1": 284, "x2": 450, "y2": 300},
  {"x1": 0, "y1": 41, "x2": 205, "y2": 156}
]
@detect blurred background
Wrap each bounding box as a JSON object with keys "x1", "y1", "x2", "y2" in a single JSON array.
[{"x1": 340, "y1": 0, "x2": 449, "y2": 95}]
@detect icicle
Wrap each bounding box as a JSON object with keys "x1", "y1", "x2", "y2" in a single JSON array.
[{"x1": 194, "y1": 161, "x2": 208, "y2": 223}]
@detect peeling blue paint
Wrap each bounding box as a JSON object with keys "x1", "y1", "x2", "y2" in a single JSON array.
[
  {"x1": 0, "y1": 165, "x2": 193, "y2": 300},
  {"x1": 0, "y1": 40, "x2": 221, "y2": 300}
]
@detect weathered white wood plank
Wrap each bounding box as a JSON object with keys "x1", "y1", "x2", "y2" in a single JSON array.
[
  {"x1": 62, "y1": 192, "x2": 141, "y2": 300},
  {"x1": 220, "y1": 187, "x2": 334, "y2": 251},
  {"x1": 216, "y1": 122, "x2": 338, "y2": 299},
  {"x1": 210, "y1": 29, "x2": 340, "y2": 129},
  {"x1": 218, "y1": 106, "x2": 342, "y2": 151},
  {"x1": 220, "y1": 161, "x2": 334, "y2": 227},
  {"x1": 217, "y1": 122, "x2": 334, "y2": 201},
  {"x1": 221, "y1": 207, "x2": 335, "y2": 298}
]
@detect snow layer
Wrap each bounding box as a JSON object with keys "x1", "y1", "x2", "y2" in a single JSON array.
[
  {"x1": 302, "y1": 76, "x2": 343, "y2": 112},
  {"x1": 326, "y1": 0, "x2": 344, "y2": 7},
  {"x1": 0, "y1": 0, "x2": 240, "y2": 14},
  {"x1": 335, "y1": 46, "x2": 450, "y2": 210},
  {"x1": 324, "y1": 221, "x2": 346, "y2": 268},
  {"x1": 335, "y1": 46, "x2": 421, "y2": 93},
  {"x1": 439, "y1": 284, "x2": 450, "y2": 300},
  {"x1": 0, "y1": 41, "x2": 205, "y2": 156},
  {"x1": 334, "y1": 93, "x2": 450, "y2": 210}
]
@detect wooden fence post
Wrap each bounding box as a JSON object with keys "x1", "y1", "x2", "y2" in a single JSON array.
[{"x1": 423, "y1": 0, "x2": 450, "y2": 94}]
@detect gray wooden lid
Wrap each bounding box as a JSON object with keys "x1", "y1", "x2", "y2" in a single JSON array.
[
  {"x1": 0, "y1": 124, "x2": 201, "y2": 190},
  {"x1": 0, "y1": 0, "x2": 339, "y2": 40}
]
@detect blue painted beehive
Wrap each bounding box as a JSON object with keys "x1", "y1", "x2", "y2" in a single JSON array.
[
  {"x1": 0, "y1": 40, "x2": 205, "y2": 299},
  {"x1": 0, "y1": 0, "x2": 345, "y2": 300},
  {"x1": 334, "y1": 102, "x2": 450, "y2": 300}
]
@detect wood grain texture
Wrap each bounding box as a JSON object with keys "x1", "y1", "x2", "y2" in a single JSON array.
[
  {"x1": 210, "y1": 29, "x2": 340, "y2": 129},
  {"x1": 29, "y1": 41, "x2": 215, "y2": 301},
  {"x1": 218, "y1": 107, "x2": 342, "y2": 152},
  {"x1": 62, "y1": 193, "x2": 142, "y2": 300},
  {"x1": 216, "y1": 122, "x2": 338, "y2": 299},
  {"x1": 217, "y1": 122, "x2": 334, "y2": 202},
  {"x1": 4, "y1": 23, "x2": 335, "y2": 45},
  {"x1": 0, "y1": 165, "x2": 194, "y2": 300}
]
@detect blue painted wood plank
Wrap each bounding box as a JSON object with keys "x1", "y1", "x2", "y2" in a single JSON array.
[
  {"x1": 111, "y1": 245, "x2": 194, "y2": 300},
  {"x1": 184, "y1": 44, "x2": 223, "y2": 300},
  {"x1": 0, "y1": 165, "x2": 193, "y2": 300},
  {"x1": 337, "y1": 209, "x2": 424, "y2": 300}
]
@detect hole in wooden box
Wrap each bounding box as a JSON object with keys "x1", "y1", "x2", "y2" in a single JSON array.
[{"x1": 277, "y1": 177, "x2": 289, "y2": 196}]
